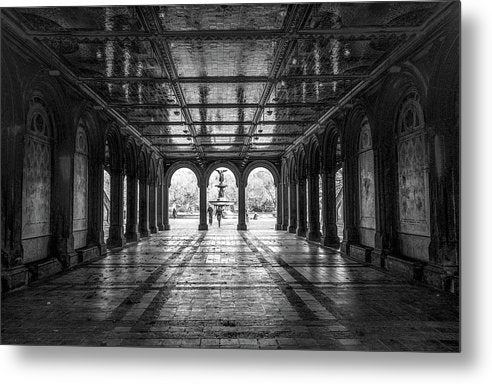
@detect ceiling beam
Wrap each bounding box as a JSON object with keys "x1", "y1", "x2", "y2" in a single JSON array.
[
  {"x1": 114, "y1": 102, "x2": 337, "y2": 109},
  {"x1": 80, "y1": 74, "x2": 366, "y2": 83},
  {"x1": 143, "y1": 133, "x2": 303, "y2": 138},
  {"x1": 135, "y1": 6, "x2": 205, "y2": 159},
  {"x1": 281, "y1": 2, "x2": 454, "y2": 158},
  {"x1": 30, "y1": 26, "x2": 417, "y2": 40},
  {"x1": 131, "y1": 120, "x2": 311, "y2": 126},
  {"x1": 240, "y1": 3, "x2": 314, "y2": 158}
]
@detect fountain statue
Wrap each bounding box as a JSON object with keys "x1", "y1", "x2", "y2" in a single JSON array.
[{"x1": 208, "y1": 169, "x2": 236, "y2": 218}]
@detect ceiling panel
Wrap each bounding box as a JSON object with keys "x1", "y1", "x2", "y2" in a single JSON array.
[
  {"x1": 189, "y1": 107, "x2": 256, "y2": 123},
  {"x1": 55, "y1": 40, "x2": 163, "y2": 78},
  {"x1": 181, "y1": 83, "x2": 265, "y2": 104},
  {"x1": 158, "y1": 4, "x2": 288, "y2": 31},
  {"x1": 169, "y1": 40, "x2": 277, "y2": 77},
  {"x1": 90, "y1": 81, "x2": 176, "y2": 104},
  {"x1": 302, "y1": 2, "x2": 439, "y2": 30},
  {"x1": 18, "y1": 6, "x2": 144, "y2": 32}
]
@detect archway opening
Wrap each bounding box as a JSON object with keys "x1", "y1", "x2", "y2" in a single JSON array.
[
  {"x1": 207, "y1": 167, "x2": 238, "y2": 229},
  {"x1": 335, "y1": 166, "x2": 344, "y2": 241},
  {"x1": 246, "y1": 167, "x2": 277, "y2": 229},
  {"x1": 169, "y1": 168, "x2": 199, "y2": 229},
  {"x1": 103, "y1": 169, "x2": 111, "y2": 242}
]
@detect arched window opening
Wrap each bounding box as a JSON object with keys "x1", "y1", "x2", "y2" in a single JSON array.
[
  {"x1": 246, "y1": 167, "x2": 276, "y2": 229},
  {"x1": 103, "y1": 141, "x2": 111, "y2": 242},
  {"x1": 73, "y1": 126, "x2": 89, "y2": 250},
  {"x1": 169, "y1": 168, "x2": 199, "y2": 229},
  {"x1": 335, "y1": 137, "x2": 344, "y2": 241}
]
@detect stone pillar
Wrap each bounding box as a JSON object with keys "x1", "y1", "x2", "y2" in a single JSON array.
[
  {"x1": 162, "y1": 182, "x2": 170, "y2": 230},
  {"x1": 275, "y1": 184, "x2": 282, "y2": 230},
  {"x1": 156, "y1": 184, "x2": 164, "y2": 231},
  {"x1": 341, "y1": 158, "x2": 358, "y2": 254},
  {"x1": 320, "y1": 170, "x2": 340, "y2": 246},
  {"x1": 148, "y1": 183, "x2": 157, "y2": 234},
  {"x1": 91, "y1": 162, "x2": 106, "y2": 254},
  {"x1": 307, "y1": 173, "x2": 321, "y2": 242},
  {"x1": 296, "y1": 179, "x2": 307, "y2": 237},
  {"x1": 138, "y1": 178, "x2": 150, "y2": 237},
  {"x1": 288, "y1": 181, "x2": 297, "y2": 233},
  {"x1": 237, "y1": 179, "x2": 247, "y2": 230},
  {"x1": 107, "y1": 169, "x2": 126, "y2": 248},
  {"x1": 198, "y1": 178, "x2": 208, "y2": 230},
  {"x1": 125, "y1": 175, "x2": 139, "y2": 242},
  {"x1": 282, "y1": 182, "x2": 289, "y2": 230}
]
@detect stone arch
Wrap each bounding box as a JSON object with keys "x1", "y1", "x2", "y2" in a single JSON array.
[
  {"x1": 287, "y1": 155, "x2": 297, "y2": 183},
  {"x1": 104, "y1": 124, "x2": 124, "y2": 173},
  {"x1": 124, "y1": 137, "x2": 139, "y2": 177},
  {"x1": 306, "y1": 137, "x2": 321, "y2": 175},
  {"x1": 242, "y1": 160, "x2": 280, "y2": 187},
  {"x1": 165, "y1": 161, "x2": 202, "y2": 188},
  {"x1": 295, "y1": 146, "x2": 307, "y2": 182},
  {"x1": 204, "y1": 161, "x2": 241, "y2": 187},
  {"x1": 321, "y1": 120, "x2": 342, "y2": 171},
  {"x1": 137, "y1": 147, "x2": 151, "y2": 182}
]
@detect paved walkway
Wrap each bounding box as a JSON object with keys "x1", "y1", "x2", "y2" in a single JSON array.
[{"x1": 1, "y1": 220, "x2": 459, "y2": 351}]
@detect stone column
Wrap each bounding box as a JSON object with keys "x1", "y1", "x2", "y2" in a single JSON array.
[
  {"x1": 296, "y1": 179, "x2": 307, "y2": 237},
  {"x1": 288, "y1": 180, "x2": 297, "y2": 233},
  {"x1": 307, "y1": 173, "x2": 321, "y2": 242},
  {"x1": 156, "y1": 184, "x2": 164, "y2": 231},
  {"x1": 107, "y1": 169, "x2": 126, "y2": 248},
  {"x1": 138, "y1": 178, "x2": 150, "y2": 237},
  {"x1": 125, "y1": 175, "x2": 139, "y2": 242},
  {"x1": 148, "y1": 183, "x2": 157, "y2": 234},
  {"x1": 320, "y1": 170, "x2": 340, "y2": 246},
  {"x1": 341, "y1": 158, "x2": 358, "y2": 254},
  {"x1": 198, "y1": 178, "x2": 208, "y2": 230},
  {"x1": 275, "y1": 184, "x2": 282, "y2": 230},
  {"x1": 282, "y1": 182, "x2": 289, "y2": 230},
  {"x1": 237, "y1": 179, "x2": 247, "y2": 230},
  {"x1": 162, "y1": 182, "x2": 170, "y2": 230},
  {"x1": 91, "y1": 161, "x2": 106, "y2": 254}
]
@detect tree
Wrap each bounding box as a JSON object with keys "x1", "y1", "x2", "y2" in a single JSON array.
[
  {"x1": 169, "y1": 169, "x2": 199, "y2": 213},
  {"x1": 246, "y1": 168, "x2": 276, "y2": 212}
]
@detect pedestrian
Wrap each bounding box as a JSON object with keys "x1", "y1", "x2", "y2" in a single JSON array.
[
  {"x1": 172, "y1": 207, "x2": 177, "y2": 219},
  {"x1": 208, "y1": 205, "x2": 214, "y2": 225},
  {"x1": 216, "y1": 206, "x2": 223, "y2": 228}
]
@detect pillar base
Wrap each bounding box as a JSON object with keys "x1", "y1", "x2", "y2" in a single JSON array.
[
  {"x1": 139, "y1": 230, "x2": 149, "y2": 238},
  {"x1": 157, "y1": 224, "x2": 164, "y2": 231},
  {"x1": 150, "y1": 226, "x2": 158, "y2": 234},
  {"x1": 107, "y1": 236, "x2": 126, "y2": 249},
  {"x1": 296, "y1": 227, "x2": 306, "y2": 237},
  {"x1": 288, "y1": 225, "x2": 297, "y2": 233},
  {"x1": 237, "y1": 223, "x2": 247, "y2": 231},
  {"x1": 125, "y1": 231, "x2": 140, "y2": 243},
  {"x1": 281, "y1": 224, "x2": 288, "y2": 230},
  {"x1": 198, "y1": 224, "x2": 208, "y2": 230},
  {"x1": 275, "y1": 224, "x2": 283, "y2": 230},
  {"x1": 321, "y1": 235, "x2": 340, "y2": 248},
  {"x1": 307, "y1": 230, "x2": 321, "y2": 242}
]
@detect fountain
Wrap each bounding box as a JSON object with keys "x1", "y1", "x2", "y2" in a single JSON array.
[{"x1": 208, "y1": 169, "x2": 236, "y2": 212}]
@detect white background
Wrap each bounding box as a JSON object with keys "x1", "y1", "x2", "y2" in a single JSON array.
[{"x1": 1, "y1": 0, "x2": 490, "y2": 383}]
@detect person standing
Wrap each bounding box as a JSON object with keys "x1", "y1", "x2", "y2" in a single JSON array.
[
  {"x1": 216, "y1": 206, "x2": 223, "y2": 228},
  {"x1": 172, "y1": 207, "x2": 177, "y2": 219},
  {"x1": 208, "y1": 205, "x2": 214, "y2": 225}
]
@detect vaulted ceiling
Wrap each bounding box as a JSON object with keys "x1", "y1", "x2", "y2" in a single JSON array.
[{"x1": 4, "y1": 2, "x2": 448, "y2": 163}]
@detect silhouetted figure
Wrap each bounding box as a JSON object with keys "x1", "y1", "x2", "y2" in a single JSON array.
[
  {"x1": 208, "y1": 205, "x2": 214, "y2": 225},
  {"x1": 216, "y1": 207, "x2": 223, "y2": 228},
  {"x1": 172, "y1": 207, "x2": 177, "y2": 219}
]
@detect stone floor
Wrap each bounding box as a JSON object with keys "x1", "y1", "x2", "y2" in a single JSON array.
[{"x1": 1, "y1": 219, "x2": 459, "y2": 351}]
